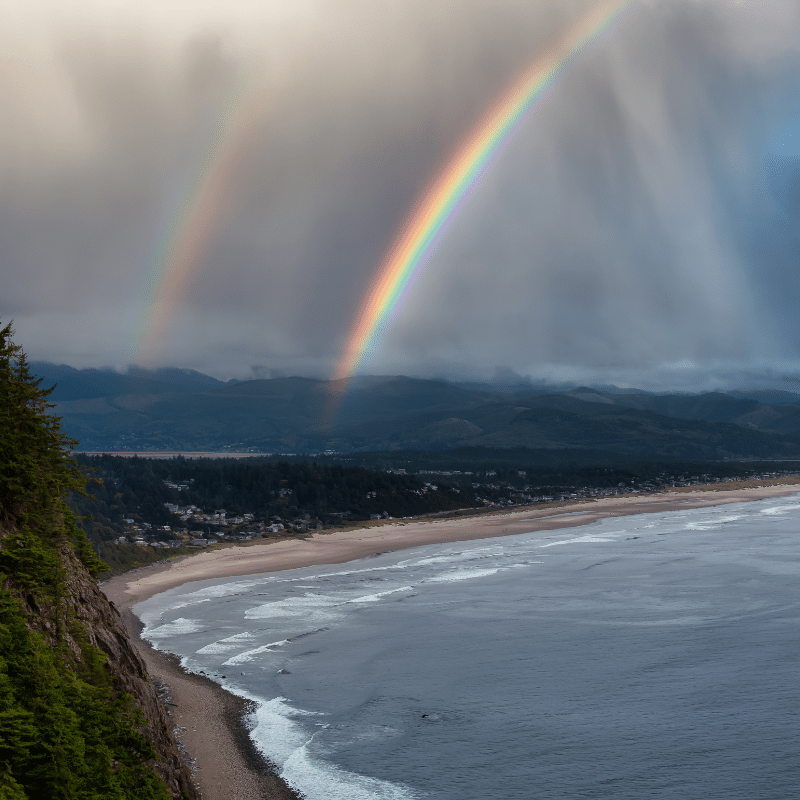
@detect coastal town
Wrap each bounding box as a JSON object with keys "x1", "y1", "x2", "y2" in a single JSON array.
[{"x1": 105, "y1": 465, "x2": 800, "y2": 551}]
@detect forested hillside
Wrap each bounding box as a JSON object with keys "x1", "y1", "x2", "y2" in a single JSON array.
[
  {"x1": 0, "y1": 325, "x2": 196, "y2": 799},
  {"x1": 67, "y1": 448, "x2": 800, "y2": 579},
  {"x1": 68, "y1": 454, "x2": 477, "y2": 573},
  {"x1": 31, "y1": 362, "x2": 800, "y2": 458}
]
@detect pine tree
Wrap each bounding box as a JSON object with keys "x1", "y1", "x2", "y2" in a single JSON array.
[
  {"x1": 0, "y1": 323, "x2": 172, "y2": 799},
  {"x1": 0, "y1": 323, "x2": 105, "y2": 579}
]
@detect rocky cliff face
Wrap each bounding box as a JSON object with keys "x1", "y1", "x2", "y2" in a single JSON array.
[
  {"x1": 18, "y1": 540, "x2": 200, "y2": 800},
  {"x1": 5, "y1": 535, "x2": 198, "y2": 799}
]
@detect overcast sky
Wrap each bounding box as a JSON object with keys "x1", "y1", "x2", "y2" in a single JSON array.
[{"x1": 4, "y1": 0, "x2": 800, "y2": 390}]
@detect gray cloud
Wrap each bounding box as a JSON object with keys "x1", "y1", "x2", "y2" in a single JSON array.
[{"x1": 3, "y1": 0, "x2": 800, "y2": 388}]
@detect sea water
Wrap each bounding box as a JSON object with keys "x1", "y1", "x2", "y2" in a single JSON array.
[{"x1": 135, "y1": 496, "x2": 800, "y2": 799}]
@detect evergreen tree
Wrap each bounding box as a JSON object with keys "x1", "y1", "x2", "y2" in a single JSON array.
[
  {"x1": 0, "y1": 323, "x2": 104, "y2": 579},
  {"x1": 0, "y1": 323, "x2": 173, "y2": 799}
]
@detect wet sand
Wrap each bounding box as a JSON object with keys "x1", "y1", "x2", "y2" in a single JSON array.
[
  {"x1": 116, "y1": 608, "x2": 301, "y2": 800},
  {"x1": 103, "y1": 479, "x2": 800, "y2": 800}
]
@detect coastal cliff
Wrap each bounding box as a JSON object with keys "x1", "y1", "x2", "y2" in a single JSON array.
[
  {"x1": 0, "y1": 323, "x2": 197, "y2": 799},
  {"x1": 3, "y1": 535, "x2": 199, "y2": 800}
]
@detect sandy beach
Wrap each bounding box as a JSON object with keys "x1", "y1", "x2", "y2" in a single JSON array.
[{"x1": 102, "y1": 479, "x2": 800, "y2": 800}]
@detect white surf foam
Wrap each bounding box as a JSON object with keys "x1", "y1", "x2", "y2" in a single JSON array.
[
  {"x1": 221, "y1": 631, "x2": 258, "y2": 641},
  {"x1": 144, "y1": 617, "x2": 203, "y2": 638},
  {"x1": 281, "y1": 738, "x2": 421, "y2": 800},
  {"x1": 761, "y1": 503, "x2": 800, "y2": 516},
  {"x1": 233, "y1": 693, "x2": 419, "y2": 799},
  {"x1": 279, "y1": 564, "x2": 408, "y2": 582},
  {"x1": 134, "y1": 578, "x2": 277, "y2": 627},
  {"x1": 222, "y1": 639, "x2": 290, "y2": 666},
  {"x1": 538, "y1": 534, "x2": 614, "y2": 548},
  {"x1": 176, "y1": 578, "x2": 275, "y2": 603},
  {"x1": 425, "y1": 568, "x2": 500, "y2": 583},
  {"x1": 348, "y1": 586, "x2": 414, "y2": 603},
  {"x1": 195, "y1": 641, "x2": 242, "y2": 655},
  {"x1": 410, "y1": 547, "x2": 505, "y2": 568},
  {"x1": 245, "y1": 593, "x2": 342, "y2": 621},
  {"x1": 410, "y1": 554, "x2": 472, "y2": 567},
  {"x1": 196, "y1": 630, "x2": 260, "y2": 654},
  {"x1": 162, "y1": 597, "x2": 212, "y2": 614},
  {"x1": 685, "y1": 514, "x2": 744, "y2": 530}
]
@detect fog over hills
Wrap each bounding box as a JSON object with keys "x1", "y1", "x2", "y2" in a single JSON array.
[{"x1": 33, "y1": 363, "x2": 800, "y2": 460}]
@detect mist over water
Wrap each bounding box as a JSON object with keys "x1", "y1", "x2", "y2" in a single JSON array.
[{"x1": 137, "y1": 496, "x2": 800, "y2": 799}]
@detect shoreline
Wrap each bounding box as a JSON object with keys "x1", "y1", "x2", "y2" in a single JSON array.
[
  {"x1": 102, "y1": 479, "x2": 800, "y2": 800},
  {"x1": 116, "y1": 607, "x2": 300, "y2": 800}
]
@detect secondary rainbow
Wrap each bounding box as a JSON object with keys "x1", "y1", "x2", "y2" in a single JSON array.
[
  {"x1": 132, "y1": 75, "x2": 258, "y2": 366},
  {"x1": 331, "y1": 0, "x2": 632, "y2": 388}
]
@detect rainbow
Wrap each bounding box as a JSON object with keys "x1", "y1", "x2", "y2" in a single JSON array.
[
  {"x1": 331, "y1": 0, "x2": 632, "y2": 389},
  {"x1": 132, "y1": 75, "x2": 258, "y2": 366}
]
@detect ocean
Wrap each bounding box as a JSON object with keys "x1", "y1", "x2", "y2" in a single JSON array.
[{"x1": 135, "y1": 495, "x2": 800, "y2": 799}]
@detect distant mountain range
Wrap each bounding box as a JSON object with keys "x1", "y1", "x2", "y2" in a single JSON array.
[{"x1": 32, "y1": 362, "x2": 800, "y2": 460}]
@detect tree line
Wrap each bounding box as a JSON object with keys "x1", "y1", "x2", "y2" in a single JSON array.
[
  {"x1": 0, "y1": 323, "x2": 176, "y2": 799},
  {"x1": 68, "y1": 454, "x2": 477, "y2": 572}
]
